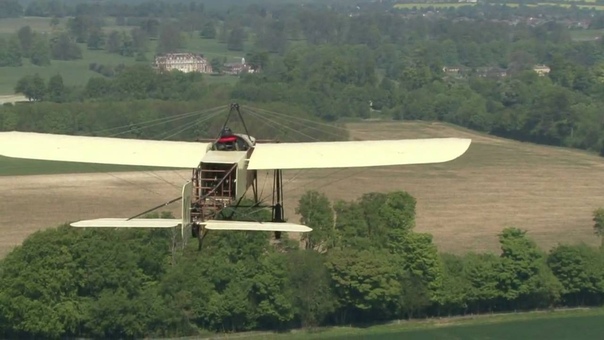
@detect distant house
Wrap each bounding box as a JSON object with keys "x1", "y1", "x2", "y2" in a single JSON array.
[
  {"x1": 475, "y1": 66, "x2": 507, "y2": 78},
  {"x1": 153, "y1": 53, "x2": 212, "y2": 74},
  {"x1": 533, "y1": 65, "x2": 550, "y2": 76},
  {"x1": 442, "y1": 66, "x2": 461, "y2": 74},
  {"x1": 223, "y1": 58, "x2": 258, "y2": 75}
]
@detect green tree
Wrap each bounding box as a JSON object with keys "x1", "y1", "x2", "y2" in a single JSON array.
[
  {"x1": 200, "y1": 21, "x2": 216, "y2": 39},
  {"x1": 287, "y1": 250, "x2": 335, "y2": 328},
  {"x1": 47, "y1": 74, "x2": 65, "y2": 103},
  {"x1": 439, "y1": 253, "x2": 470, "y2": 316},
  {"x1": 251, "y1": 252, "x2": 296, "y2": 330},
  {"x1": 227, "y1": 26, "x2": 245, "y2": 51},
  {"x1": 210, "y1": 57, "x2": 223, "y2": 74},
  {"x1": 0, "y1": 36, "x2": 22, "y2": 66},
  {"x1": 548, "y1": 244, "x2": 604, "y2": 306},
  {"x1": 0, "y1": 227, "x2": 82, "y2": 338},
  {"x1": 497, "y1": 228, "x2": 561, "y2": 310},
  {"x1": 463, "y1": 252, "x2": 501, "y2": 313},
  {"x1": 156, "y1": 23, "x2": 183, "y2": 54},
  {"x1": 397, "y1": 271, "x2": 431, "y2": 319},
  {"x1": 130, "y1": 27, "x2": 148, "y2": 53},
  {"x1": 105, "y1": 31, "x2": 122, "y2": 54},
  {"x1": 50, "y1": 33, "x2": 82, "y2": 60},
  {"x1": 17, "y1": 25, "x2": 34, "y2": 57},
  {"x1": 593, "y1": 207, "x2": 604, "y2": 249},
  {"x1": 325, "y1": 249, "x2": 402, "y2": 323},
  {"x1": 395, "y1": 232, "x2": 445, "y2": 304},
  {"x1": 14, "y1": 74, "x2": 46, "y2": 101},
  {"x1": 30, "y1": 35, "x2": 51, "y2": 66},
  {"x1": 296, "y1": 190, "x2": 335, "y2": 251},
  {"x1": 86, "y1": 28, "x2": 105, "y2": 50}
]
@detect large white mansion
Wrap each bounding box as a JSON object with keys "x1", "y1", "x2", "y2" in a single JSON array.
[{"x1": 153, "y1": 53, "x2": 213, "y2": 73}]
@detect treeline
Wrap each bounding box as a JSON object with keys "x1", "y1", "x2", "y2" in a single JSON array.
[
  {"x1": 227, "y1": 9, "x2": 604, "y2": 153},
  {"x1": 7, "y1": 4, "x2": 604, "y2": 154},
  {"x1": 2, "y1": 191, "x2": 604, "y2": 338},
  {"x1": 0, "y1": 22, "x2": 150, "y2": 67},
  {"x1": 0, "y1": 94, "x2": 347, "y2": 142}
]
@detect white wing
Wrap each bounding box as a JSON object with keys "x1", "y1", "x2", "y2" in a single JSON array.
[
  {"x1": 203, "y1": 220, "x2": 312, "y2": 232},
  {"x1": 247, "y1": 138, "x2": 471, "y2": 170},
  {"x1": 70, "y1": 218, "x2": 181, "y2": 228},
  {"x1": 0, "y1": 131, "x2": 210, "y2": 168}
]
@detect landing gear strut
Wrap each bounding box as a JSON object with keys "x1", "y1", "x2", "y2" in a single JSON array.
[{"x1": 272, "y1": 169, "x2": 284, "y2": 240}]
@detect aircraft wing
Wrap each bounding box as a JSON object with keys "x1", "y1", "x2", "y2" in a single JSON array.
[
  {"x1": 246, "y1": 138, "x2": 471, "y2": 170},
  {"x1": 203, "y1": 220, "x2": 312, "y2": 232},
  {"x1": 0, "y1": 131, "x2": 210, "y2": 168},
  {"x1": 70, "y1": 218, "x2": 182, "y2": 228}
]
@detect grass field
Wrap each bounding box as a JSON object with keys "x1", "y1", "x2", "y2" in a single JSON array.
[
  {"x1": 394, "y1": 3, "x2": 476, "y2": 9},
  {"x1": 0, "y1": 17, "x2": 251, "y2": 94},
  {"x1": 393, "y1": 2, "x2": 604, "y2": 10},
  {"x1": 1, "y1": 121, "x2": 604, "y2": 257},
  {"x1": 316, "y1": 121, "x2": 604, "y2": 254},
  {"x1": 245, "y1": 308, "x2": 604, "y2": 339}
]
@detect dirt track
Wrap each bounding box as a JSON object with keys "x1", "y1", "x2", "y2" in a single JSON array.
[{"x1": 0, "y1": 95, "x2": 27, "y2": 104}]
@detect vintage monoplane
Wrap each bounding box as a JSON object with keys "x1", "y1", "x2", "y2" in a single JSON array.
[{"x1": 0, "y1": 103, "x2": 472, "y2": 248}]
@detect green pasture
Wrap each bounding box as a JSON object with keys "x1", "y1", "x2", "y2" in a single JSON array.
[
  {"x1": 393, "y1": 2, "x2": 604, "y2": 10},
  {"x1": 0, "y1": 49, "x2": 147, "y2": 94},
  {"x1": 247, "y1": 308, "x2": 604, "y2": 339},
  {"x1": 0, "y1": 17, "x2": 61, "y2": 36},
  {"x1": 393, "y1": 3, "x2": 475, "y2": 9},
  {"x1": 0, "y1": 16, "x2": 252, "y2": 95}
]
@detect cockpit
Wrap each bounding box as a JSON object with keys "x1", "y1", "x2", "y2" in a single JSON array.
[{"x1": 212, "y1": 127, "x2": 255, "y2": 151}]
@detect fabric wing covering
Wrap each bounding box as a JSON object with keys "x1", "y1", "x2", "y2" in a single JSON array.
[
  {"x1": 0, "y1": 131, "x2": 209, "y2": 168},
  {"x1": 203, "y1": 220, "x2": 312, "y2": 232},
  {"x1": 70, "y1": 218, "x2": 312, "y2": 232},
  {"x1": 70, "y1": 218, "x2": 182, "y2": 228},
  {"x1": 246, "y1": 138, "x2": 472, "y2": 170}
]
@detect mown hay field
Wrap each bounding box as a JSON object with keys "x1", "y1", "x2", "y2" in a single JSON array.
[{"x1": 1, "y1": 121, "x2": 603, "y2": 256}]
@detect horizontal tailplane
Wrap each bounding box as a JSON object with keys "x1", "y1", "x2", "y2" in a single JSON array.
[
  {"x1": 203, "y1": 220, "x2": 312, "y2": 232},
  {"x1": 70, "y1": 218, "x2": 181, "y2": 228}
]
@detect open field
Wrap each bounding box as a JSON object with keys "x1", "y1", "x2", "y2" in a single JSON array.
[
  {"x1": 394, "y1": 3, "x2": 478, "y2": 9},
  {"x1": 1, "y1": 121, "x2": 604, "y2": 256},
  {"x1": 0, "y1": 16, "x2": 251, "y2": 94},
  {"x1": 393, "y1": 2, "x2": 604, "y2": 10},
  {"x1": 246, "y1": 308, "x2": 604, "y2": 339},
  {"x1": 0, "y1": 17, "x2": 63, "y2": 36},
  {"x1": 291, "y1": 121, "x2": 604, "y2": 254}
]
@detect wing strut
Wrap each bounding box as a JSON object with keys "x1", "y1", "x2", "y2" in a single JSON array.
[
  {"x1": 127, "y1": 196, "x2": 183, "y2": 220},
  {"x1": 272, "y1": 169, "x2": 285, "y2": 240}
]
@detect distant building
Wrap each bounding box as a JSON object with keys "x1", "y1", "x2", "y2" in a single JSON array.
[
  {"x1": 533, "y1": 65, "x2": 551, "y2": 76},
  {"x1": 153, "y1": 53, "x2": 212, "y2": 73},
  {"x1": 223, "y1": 58, "x2": 258, "y2": 75}
]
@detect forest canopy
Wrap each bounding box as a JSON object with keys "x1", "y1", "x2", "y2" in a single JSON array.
[{"x1": 1, "y1": 191, "x2": 604, "y2": 338}]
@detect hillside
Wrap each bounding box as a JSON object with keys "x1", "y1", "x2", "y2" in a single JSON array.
[
  {"x1": 280, "y1": 121, "x2": 604, "y2": 254},
  {"x1": 1, "y1": 121, "x2": 603, "y2": 256}
]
